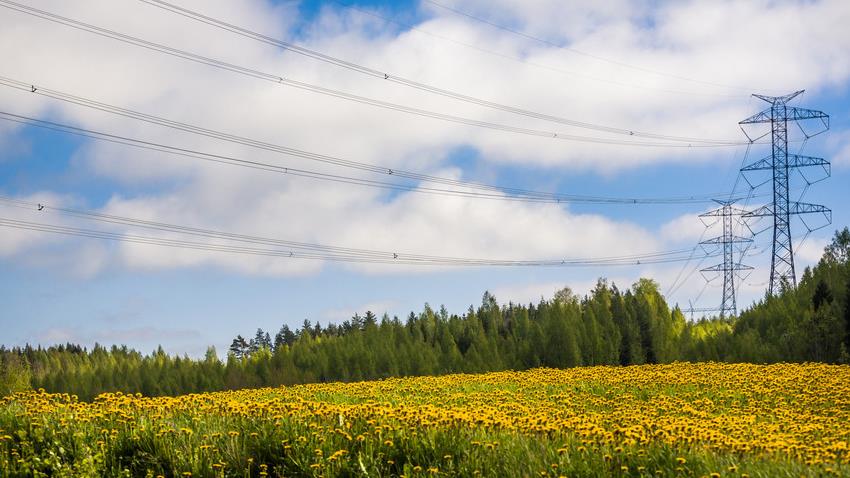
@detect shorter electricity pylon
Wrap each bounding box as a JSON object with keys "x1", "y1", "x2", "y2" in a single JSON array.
[{"x1": 698, "y1": 200, "x2": 753, "y2": 317}]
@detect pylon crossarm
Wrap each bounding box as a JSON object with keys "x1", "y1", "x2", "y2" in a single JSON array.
[
  {"x1": 741, "y1": 156, "x2": 773, "y2": 171},
  {"x1": 683, "y1": 307, "x2": 719, "y2": 314},
  {"x1": 700, "y1": 236, "x2": 753, "y2": 245},
  {"x1": 700, "y1": 207, "x2": 752, "y2": 218},
  {"x1": 744, "y1": 202, "x2": 830, "y2": 219},
  {"x1": 786, "y1": 106, "x2": 829, "y2": 123},
  {"x1": 739, "y1": 110, "x2": 773, "y2": 125},
  {"x1": 743, "y1": 205, "x2": 774, "y2": 218},
  {"x1": 753, "y1": 90, "x2": 804, "y2": 105},
  {"x1": 789, "y1": 202, "x2": 831, "y2": 216},
  {"x1": 700, "y1": 263, "x2": 754, "y2": 273},
  {"x1": 742, "y1": 154, "x2": 828, "y2": 171}
]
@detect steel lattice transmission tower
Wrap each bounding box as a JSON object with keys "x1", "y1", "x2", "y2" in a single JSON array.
[
  {"x1": 699, "y1": 200, "x2": 753, "y2": 317},
  {"x1": 739, "y1": 90, "x2": 831, "y2": 295}
]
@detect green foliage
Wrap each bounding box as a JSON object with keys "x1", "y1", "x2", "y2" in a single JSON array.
[
  {"x1": 3, "y1": 364, "x2": 847, "y2": 477},
  {"x1": 4, "y1": 278, "x2": 683, "y2": 400},
  {"x1": 2, "y1": 227, "x2": 849, "y2": 399},
  {"x1": 729, "y1": 227, "x2": 850, "y2": 363},
  {"x1": 0, "y1": 354, "x2": 30, "y2": 396}
]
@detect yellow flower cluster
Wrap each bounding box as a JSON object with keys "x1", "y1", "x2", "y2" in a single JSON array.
[{"x1": 2, "y1": 362, "x2": 849, "y2": 472}]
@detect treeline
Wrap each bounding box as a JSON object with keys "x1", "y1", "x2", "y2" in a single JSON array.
[{"x1": 2, "y1": 228, "x2": 848, "y2": 401}]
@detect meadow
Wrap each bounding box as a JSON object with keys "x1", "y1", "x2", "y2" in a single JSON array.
[{"x1": 1, "y1": 362, "x2": 849, "y2": 477}]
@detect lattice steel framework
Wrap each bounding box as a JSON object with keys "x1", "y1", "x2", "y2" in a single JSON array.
[
  {"x1": 699, "y1": 200, "x2": 753, "y2": 317},
  {"x1": 739, "y1": 91, "x2": 831, "y2": 295}
]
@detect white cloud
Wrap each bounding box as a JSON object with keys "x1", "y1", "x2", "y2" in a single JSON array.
[
  {"x1": 660, "y1": 212, "x2": 709, "y2": 245},
  {"x1": 0, "y1": 0, "x2": 847, "y2": 280},
  {"x1": 826, "y1": 129, "x2": 850, "y2": 168},
  {"x1": 796, "y1": 236, "x2": 829, "y2": 265},
  {"x1": 0, "y1": 191, "x2": 76, "y2": 255}
]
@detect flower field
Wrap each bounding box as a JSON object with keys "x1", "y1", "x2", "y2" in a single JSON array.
[{"x1": 1, "y1": 363, "x2": 849, "y2": 477}]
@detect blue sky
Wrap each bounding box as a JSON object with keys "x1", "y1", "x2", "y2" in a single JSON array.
[{"x1": 1, "y1": 0, "x2": 848, "y2": 356}]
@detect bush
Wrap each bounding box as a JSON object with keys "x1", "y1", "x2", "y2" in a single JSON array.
[{"x1": 0, "y1": 354, "x2": 31, "y2": 396}]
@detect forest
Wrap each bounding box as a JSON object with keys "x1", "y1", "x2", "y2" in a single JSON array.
[{"x1": 2, "y1": 227, "x2": 848, "y2": 401}]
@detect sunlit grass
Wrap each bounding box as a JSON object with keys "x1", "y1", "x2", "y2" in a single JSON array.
[{"x1": 2, "y1": 362, "x2": 849, "y2": 477}]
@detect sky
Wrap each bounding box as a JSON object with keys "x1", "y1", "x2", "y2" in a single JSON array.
[{"x1": 1, "y1": 0, "x2": 849, "y2": 356}]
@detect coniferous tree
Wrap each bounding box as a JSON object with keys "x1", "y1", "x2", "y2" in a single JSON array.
[
  {"x1": 8, "y1": 228, "x2": 850, "y2": 399},
  {"x1": 249, "y1": 328, "x2": 269, "y2": 354},
  {"x1": 364, "y1": 311, "x2": 378, "y2": 329},
  {"x1": 229, "y1": 335, "x2": 249, "y2": 359},
  {"x1": 813, "y1": 279, "x2": 834, "y2": 312},
  {"x1": 274, "y1": 325, "x2": 295, "y2": 349}
]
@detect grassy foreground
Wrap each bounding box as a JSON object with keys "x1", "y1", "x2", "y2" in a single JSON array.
[{"x1": 1, "y1": 363, "x2": 849, "y2": 477}]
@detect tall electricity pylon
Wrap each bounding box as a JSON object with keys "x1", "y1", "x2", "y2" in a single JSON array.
[
  {"x1": 699, "y1": 200, "x2": 752, "y2": 317},
  {"x1": 739, "y1": 90, "x2": 831, "y2": 295}
]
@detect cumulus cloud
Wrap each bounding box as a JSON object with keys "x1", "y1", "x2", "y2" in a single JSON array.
[
  {"x1": 826, "y1": 129, "x2": 850, "y2": 168},
  {"x1": 0, "y1": 0, "x2": 846, "y2": 285},
  {"x1": 0, "y1": 191, "x2": 78, "y2": 253},
  {"x1": 660, "y1": 211, "x2": 710, "y2": 245},
  {"x1": 796, "y1": 236, "x2": 829, "y2": 265}
]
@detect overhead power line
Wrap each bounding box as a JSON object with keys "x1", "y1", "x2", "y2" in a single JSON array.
[
  {"x1": 332, "y1": 1, "x2": 743, "y2": 99},
  {"x1": 0, "y1": 108, "x2": 765, "y2": 206},
  {"x1": 0, "y1": 79, "x2": 721, "y2": 151},
  {"x1": 0, "y1": 197, "x2": 718, "y2": 267},
  {"x1": 664, "y1": 141, "x2": 756, "y2": 299},
  {"x1": 0, "y1": 76, "x2": 761, "y2": 205},
  {"x1": 423, "y1": 0, "x2": 766, "y2": 94},
  {"x1": 137, "y1": 0, "x2": 747, "y2": 143},
  {"x1": 0, "y1": 0, "x2": 746, "y2": 147},
  {"x1": 0, "y1": 109, "x2": 585, "y2": 205}
]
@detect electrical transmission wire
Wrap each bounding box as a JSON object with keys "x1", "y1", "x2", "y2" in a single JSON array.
[
  {"x1": 423, "y1": 0, "x2": 768, "y2": 95},
  {"x1": 137, "y1": 0, "x2": 751, "y2": 143},
  {"x1": 0, "y1": 197, "x2": 718, "y2": 267},
  {"x1": 0, "y1": 76, "x2": 766, "y2": 206},
  {"x1": 0, "y1": 0, "x2": 747, "y2": 147},
  {"x1": 0, "y1": 79, "x2": 729, "y2": 153},
  {"x1": 664, "y1": 227, "x2": 712, "y2": 298},
  {"x1": 0, "y1": 108, "x2": 766, "y2": 206},
  {"x1": 665, "y1": 140, "x2": 756, "y2": 300},
  {"x1": 206, "y1": 0, "x2": 743, "y2": 99},
  {"x1": 0, "y1": 109, "x2": 577, "y2": 205}
]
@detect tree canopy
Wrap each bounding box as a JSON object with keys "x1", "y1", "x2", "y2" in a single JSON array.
[{"x1": 3, "y1": 227, "x2": 848, "y2": 401}]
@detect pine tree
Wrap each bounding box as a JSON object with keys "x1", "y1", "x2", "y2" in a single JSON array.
[
  {"x1": 350, "y1": 314, "x2": 364, "y2": 332},
  {"x1": 229, "y1": 335, "x2": 248, "y2": 359},
  {"x1": 250, "y1": 328, "x2": 269, "y2": 354},
  {"x1": 813, "y1": 279, "x2": 834, "y2": 312},
  {"x1": 299, "y1": 319, "x2": 313, "y2": 338},
  {"x1": 364, "y1": 311, "x2": 378, "y2": 330},
  {"x1": 274, "y1": 325, "x2": 295, "y2": 349}
]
